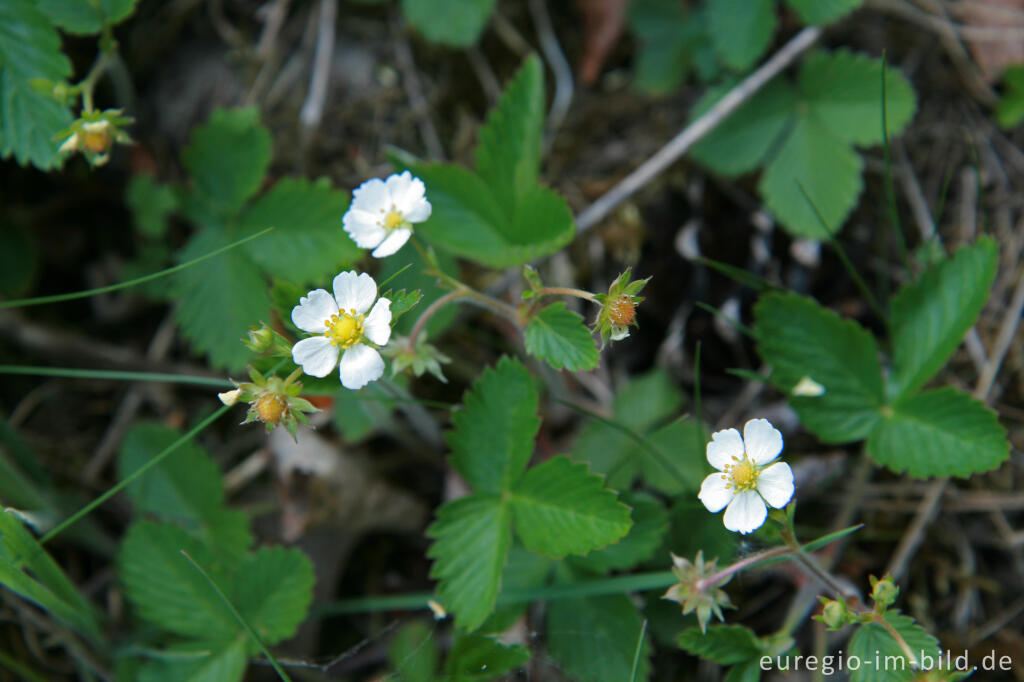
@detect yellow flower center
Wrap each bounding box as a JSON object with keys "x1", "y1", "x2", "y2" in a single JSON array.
[
  {"x1": 723, "y1": 457, "x2": 759, "y2": 492},
  {"x1": 326, "y1": 312, "x2": 364, "y2": 348},
  {"x1": 383, "y1": 210, "x2": 405, "y2": 230},
  {"x1": 255, "y1": 393, "x2": 287, "y2": 425},
  {"x1": 608, "y1": 295, "x2": 636, "y2": 326}
]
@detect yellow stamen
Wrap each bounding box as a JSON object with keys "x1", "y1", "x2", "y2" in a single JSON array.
[
  {"x1": 326, "y1": 312, "x2": 364, "y2": 348},
  {"x1": 383, "y1": 210, "x2": 405, "y2": 230},
  {"x1": 723, "y1": 456, "x2": 759, "y2": 492}
]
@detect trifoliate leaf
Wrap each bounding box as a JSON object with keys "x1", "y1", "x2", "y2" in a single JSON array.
[
  {"x1": 117, "y1": 422, "x2": 253, "y2": 562},
  {"x1": 173, "y1": 227, "x2": 268, "y2": 370},
  {"x1": 708, "y1": 0, "x2": 776, "y2": 72},
  {"x1": 426, "y1": 494, "x2": 511, "y2": 632},
  {"x1": 37, "y1": 0, "x2": 139, "y2": 33},
  {"x1": 758, "y1": 110, "x2": 864, "y2": 239},
  {"x1": 389, "y1": 621, "x2": 438, "y2": 682},
  {"x1": 628, "y1": 0, "x2": 697, "y2": 94},
  {"x1": 0, "y1": 0, "x2": 73, "y2": 169},
  {"x1": 785, "y1": 0, "x2": 862, "y2": 25},
  {"x1": 182, "y1": 108, "x2": 271, "y2": 219},
  {"x1": 126, "y1": 175, "x2": 179, "y2": 239},
  {"x1": 677, "y1": 625, "x2": 762, "y2": 665},
  {"x1": 235, "y1": 177, "x2": 359, "y2": 284},
  {"x1": 569, "y1": 493, "x2": 669, "y2": 574},
  {"x1": 233, "y1": 546, "x2": 314, "y2": 646},
  {"x1": 400, "y1": 0, "x2": 495, "y2": 47},
  {"x1": 118, "y1": 521, "x2": 239, "y2": 640},
  {"x1": 0, "y1": 510, "x2": 103, "y2": 642},
  {"x1": 476, "y1": 56, "x2": 543, "y2": 210},
  {"x1": 525, "y1": 302, "x2": 599, "y2": 372},
  {"x1": 689, "y1": 78, "x2": 798, "y2": 176},
  {"x1": 136, "y1": 638, "x2": 247, "y2": 682},
  {"x1": 848, "y1": 610, "x2": 938, "y2": 682},
  {"x1": 448, "y1": 357, "x2": 539, "y2": 494},
  {"x1": 868, "y1": 387, "x2": 1009, "y2": 478},
  {"x1": 547, "y1": 592, "x2": 651, "y2": 682},
  {"x1": 444, "y1": 633, "x2": 530, "y2": 681},
  {"x1": 889, "y1": 237, "x2": 998, "y2": 399},
  {"x1": 510, "y1": 456, "x2": 631, "y2": 558},
  {"x1": 800, "y1": 50, "x2": 916, "y2": 147},
  {"x1": 755, "y1": 292, "x2": 885, "y2": 442}
]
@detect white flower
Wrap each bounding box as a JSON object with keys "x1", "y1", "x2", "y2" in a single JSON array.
[
  {"x1": 342, "y1": 171, "x2": 432, "y2": 258},
  {"x1": 291, "y1": 271, "x2": 392, "y2": 390},
  {"x1": 698, "y1": 419, "x2": 794, "y2": 535}
]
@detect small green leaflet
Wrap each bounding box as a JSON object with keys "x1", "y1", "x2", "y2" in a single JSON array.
[
  {"x1": 406, "y1": 56, "x2": 575, "y2": 267},
  {"x1": 848, "y1": 610, "x2": 938, "y2": 682},
  {"x1": 525, "y1": 302, "x2": 599, "y2": 372},
  {"x1": 707, "y1": 0, "x2": 776, "y2": 72},
  {"x1": 755, "y1": 292, "x2": 885, "y2": 443},
  {"x1": 569, "y1": 493, "x2": 669, "y2": 574},
  {"x1": 400, "y1": 0, "x2": 495, "y2": 47},
  {"x1": 677, "y1": 625, "x2": 762, "y2": 665},
  {"x1": 126, "y1": 175, "x2": 179, "y2": 239},
  {"x1": 444, "y1": 633, "x2": 531, "y2": 681},
  {"x1": 389, "y1": 621, "x2": 438, "y2": 682},
  {"x1": 547, "y1": 590, "x2": 651, "y2": 682},
  {"x1": 627, "y1": 0, "x2": 699, "y2": 95},
  {"x1": 427, "y1": 358, "x2": 631, "y2": 631}
]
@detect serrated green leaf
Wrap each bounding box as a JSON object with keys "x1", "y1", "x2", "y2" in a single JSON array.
[
  {"x1": 448, "y1": 357, "x2": 539, "y2": 494},
  {"x1": 525, "y1": 302, "x2": 599, "y2": 372},
  {"x1": 236, "y1": 176, "x2": 360, "y2": 284},
  {"x1": 848, "y1": 610, "x2": 938, "y2": 682},
  {"x1": 678, "y1": 625, "x2": 762, "y2": 665},
  {"x1": 867, "y1": 387, "x2": 1009, "y2": 478},
  {"x1": 0, "y1": 0, "x2": 73, "y2": 169},
  {"x1": 801, "y1": 50, "x2": 916, "y2": 147},
  {"x1": 118, "y1": 521, "x2": 239, "y2": 640},
  {"x1": 427, "y1": 494, "x2": 511, "y2": 631},
  {"x1": 724, "y1": 660, "x2": 762, "y2": 682},
  {"x1": 233, "y1": 546, "x2": 314, "y2": 646},
  {"x1": 755, "y1": 292, "x2": 884, "y2": 442},
  {"x1": 400, "y1": 0, "x2": 495, "y2": 47},
  {"x1": 0, "y1": 510, "x2": 103, "y2": 642},
  {"x1": 569, "y1": 493, "x2": 668, "y2": 573},
  {"x1": 444, "y1": 633, "x2": 530, "y2": 681},
  {"x1": 136, "y1": 638, "x2": 247, "y2": 682},
  {"x1": 785, "y1": 0, "x2": 862, "y2": 25},
  {"x1": 389, "y1": 621, "x2": 438, "y2": 682},
  {"x1": 173, "y1": 227, "x2": 267, "y2": 370},
  {"x1": 628, "y1": 0, "x2": 696, "y2": 94},
  {"x1": 547, "y1": 593, "x2": 651, "y2": 682},
  {"x1": 182, "y1": 108, "x2": 271, "y2": 218},
  {"x1": 510, "y1": 456, "x2": 631, "y2": 558},
  {"x1": 690, "y1": 78, "x2": 797, "y2": 176},
  {"x1": 758, "y1": 111, "x2": 864, "y2": 239},
  {"x1": 476, "y1": 56, "x2": 543, "y2": 210},
  {"x1": 383, "y1": 288, "x2": 423, "y2": 323},
  {"x1": 889, "y1": 238, "x2": 998, "y2": 399},
  {"x1": 37, "y1": 0, "x2": 139, "y2": 33},
  {"x1": 126, "y1": 175, "x2": 179, "y2": 239},
  {"x1": 708, "y1": 0, "x2": 776, "y2": 72}
]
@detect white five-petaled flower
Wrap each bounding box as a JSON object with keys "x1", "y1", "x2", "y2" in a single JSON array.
[
  {"x1": 291, "y1": 271, "x2": 392, "y2": 390},
  {"x1": 698, "y1": 419, "x2": 794, "y2": 535},
  {"x1": 342, "y1": 171, "x2": 432, "y2": 258}
]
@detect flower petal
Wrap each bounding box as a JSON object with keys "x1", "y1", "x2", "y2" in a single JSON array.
[
  {"x1": 343, "y1": 210, "x2": 386, "y2": 249},
  {"x1": 333, "y1": 271, "x2": 377, "y2": 314},
  {"x1": 384, "y1": 171, "x2": 414, "y2": 206},
  {"x1": 722, "y1": 490, "x2": 767, "y2": 534},
  {"x1": 706, "y1": 428, "x2": 744, "y2": 470},
  {"x1": 363, "y1": 298, "x2": 392, "y2": 345},
  {"x1": 291, "y1": 289, "x2": 338, "y2": 333},
  {"x1": 349, "y1": 177, "x2": 389, "y2": 213},
  {"x1": 744, "y1": 419, "x2": 783, "y2": 465},
  {"x1": 292, "y1": 336, "x2": 339, "y2": 378},
  {"x1": 339, "y1": 343, "x2": 384, "y2": 390},
  {"x1": 403, "y1": 195, "x2": 432, "y2": 223},
  {"x1": 698, "y1": 472, "x2": 734, "y2": 513},
  {"x1": 371, "y1": 228, "x2": 412, "y2": 258},
  {"x1": 757, "y1": 462, "x2": 794, "y2": 509}
]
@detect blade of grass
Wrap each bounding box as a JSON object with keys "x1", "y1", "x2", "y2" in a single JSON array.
[
  {"x1": 377, "y1": 262, "x2": 413, "y2": 290},
  {"x1": 695, "y1": 302, "x2": 755, "y2": 338},
  {"x1": 629, "y1": 620, "x2": 648, "y2": 682},
  {"x1": 179, "y1": 551, "x2": 292, "y2": 682},
  {"x1": 797, "y1": 181, "x2": 887, "y2": 323},
  {"x1": 880, "y1": 51, "x2": 911, "y2": 274},
  {"x1": 0, "y1": 366, "x2": 231, "y2": 388},
  {"x1": 40, "y1": 405, "x2": 231, "y2": 544},
  {"x1": 0, "y1": 227, "x2": 274, "y2": 309},
  {"x1": 696, "y1": 256, "x2": 780, "y2": 293}
]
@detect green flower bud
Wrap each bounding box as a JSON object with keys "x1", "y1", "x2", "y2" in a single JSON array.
[{"x1": 870, "y1": 575, "x2": 899, "y2": 608}]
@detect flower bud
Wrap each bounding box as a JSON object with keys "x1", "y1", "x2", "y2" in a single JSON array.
[
  {"x1": 870, "y1": 575, "x2": 899, "y2": 608},
  {"x1": 820, "y1": 599, "x2": 848, "y2": 629},
  {"x1": 244, "y1": 323, "x2": 275, "y2": 352}
]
